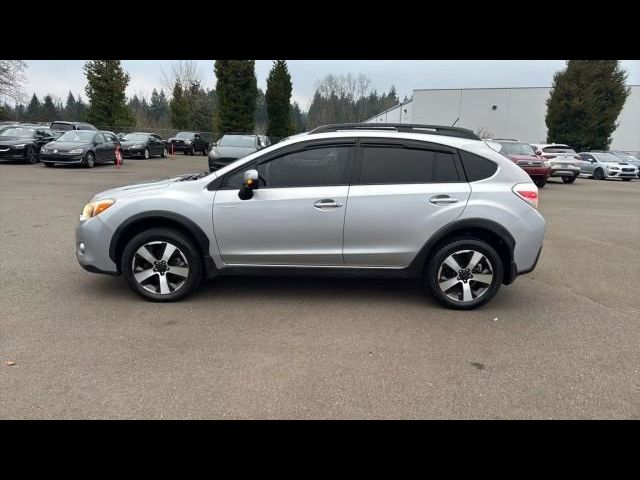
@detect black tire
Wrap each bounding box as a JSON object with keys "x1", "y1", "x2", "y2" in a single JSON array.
[
  {"x1": 424, "y1": 237, "x2": 504, "y2": 310},
  {"x1": 202, "y1": 145, "x2": 209, "y2": 156},
  {"x1": 622, "y1": 178, "x2": 632, "y2": 181},
  {"x1": 121, "y1": 228, "x2": 202, "y2": 302},
  {"x1": 84, "y1": 152, "x2": 95, "y2": 168},
  {"x1": 143, "y1": 148, "x2": 150, "y2": 160},
  {"x1": 25, "y1": 146, "x2": 38, "y2": 164},
  {"x1": 533, "y1": 177, "x2": 546, "y2": 188},
  {"x1": 593, "y1": 168, "x2": 605, "y2": 180},
  {"x1": 43, "y1": 162, "x2": 54, "y2": 168},
  {"x1": 161, "y1": 147, "x2": 168, "y2": 158},
  {"x1": 561, "y1": 175, "x2": 576, "y2": 184}
]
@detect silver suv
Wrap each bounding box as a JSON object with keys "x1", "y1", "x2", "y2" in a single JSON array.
[{"x1": 75, "y1": 123, "x2": 546, "y2": 310}]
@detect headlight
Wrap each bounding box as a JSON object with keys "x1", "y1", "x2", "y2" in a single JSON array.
[
  {"x1": 209, "y1": 149, "x2": 218, "y2": 157},
  {"x1": 69, "y1": 148, "x2": 84, "y2": 154},
  {"x1": 41, "y1": 147, "x2": 47, "y2": 153},
  {"x1": 12, "y1": 144, "x2": 25, "y2": 149},
  {"x1": 184, "y1": 140, "x2": 192, "y2": 145},
  {"x1": 132, "y1": 144, "x2": 144, "y2": 149},
  {"x1": 608, "y1": 166, "x2": 619, "y2": 170},
  {"x1": 544, "y1": 160, "x2": 551, "y2": 168},
  {"x1": 80, "y1": 199, "x2": 115, "y2": 221}
]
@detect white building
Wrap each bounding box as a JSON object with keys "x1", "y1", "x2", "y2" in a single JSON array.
[{"x1": 365, "y1": 86, "x2": 640, "y2": 151}]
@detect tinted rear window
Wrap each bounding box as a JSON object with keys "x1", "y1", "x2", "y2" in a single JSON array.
[
  {"x1": 359, "y1": 146, "x2": 460, "y2": 184},
  {"x1": 542, "y1": 146, "x2": 576, "y2": 154},
  {"x1": 50, "y1": 123, "x2": 73, "y2": 131},
  {"x1": 459, "y1": 150, "x2": 498, "y2": 181}
]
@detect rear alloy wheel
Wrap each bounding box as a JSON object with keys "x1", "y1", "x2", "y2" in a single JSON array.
[
  {"x1": 121, "y1": 228, "x2": 202, "y2": 302},
  {"x1": 561, "y1": 175, "x2": 576, "y2": 184},
  {"x1": 144, "y1": 148, "x2": 150, "y2": 159},
  {"x1": 25, "y1": 146, "x2": 38, "y2": 164},
  {"x1": 161, "y1": 147, "x2": 168, "y2": 158},
  {"x1": 593, "y1": 168, "x2": 605, "y2": 180},
  {"x1": 84, "y1": 152, "x2": 95, "y2": 168},
  {"x1": 425, "y1": 238, "x2": 503, "y2": 310}
]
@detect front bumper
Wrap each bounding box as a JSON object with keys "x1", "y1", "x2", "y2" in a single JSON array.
[
  {"x1": 0, "y1": 149, "x2": 27, "y2": 161},
  {"x1": 123, "y1": 147, "x2": 145, "y2": 157},
  {"x1": 41, "y1": 153, "x2": 84, "y2": 164},
  {"x1": 76, "y1": 217, "x2": 119, "y2": 275},
  {"x1": 605, "y1": 169, "x2": 637, "y2": 179}
]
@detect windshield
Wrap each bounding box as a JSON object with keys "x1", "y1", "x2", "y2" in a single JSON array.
[
  {"x1": 613, "y1": 153, "x2": 639, "y2": 162},
  {"x1": 123, "y1": 133, "x2": 149, "y2": 142},
  {"x1": 218, "y1": 135, "x2": 256, "y2": 148},
  {"x1": 56, "y1": 131, "x2": 96, "y2": 143},
  {"x1": 498, "y1": 142, "x2": 535, "y2": 156},
  {"x1": 595, "y1": 152, "x2": 624, "y2": 163},
  {"x1": 542, "y1": 146, "x2": 576, "y2": 154},
  {"x1": 176, "y1": 132, "x2": 194, "y2": 139},
  {"x1": 50, "y1": 123, "x2": 74, "y2": 131},
  {"x1": 0, "y1": 127, "x2": 36, "y2": 138}
]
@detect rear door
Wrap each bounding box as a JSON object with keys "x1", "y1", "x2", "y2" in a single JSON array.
[{"x1": 343, "y1": 138, "x2": 471, "y2": 268}]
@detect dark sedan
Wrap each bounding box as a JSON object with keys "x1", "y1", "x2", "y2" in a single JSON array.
[
  {"x1": 40, "y1": 130, "x2": 122, "y2": 168},
  {"x1": 0, "y1": 126, "x2": 57, "y2": 164},
  {"x1": 120, "y1": 132, "x2": 168, "y2": 159}
]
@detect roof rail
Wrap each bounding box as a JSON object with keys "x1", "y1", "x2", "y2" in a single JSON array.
[{"x1": 308, "y1": 123, "x2": 481, "y2": 140}]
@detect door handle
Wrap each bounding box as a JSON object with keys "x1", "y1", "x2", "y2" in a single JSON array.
[
  {"x1": 313, "y1": 199, "x2": 343, "y2": 209},
  {"x1": 429, "y1": 195, "x2": 459, "y2": 205}
]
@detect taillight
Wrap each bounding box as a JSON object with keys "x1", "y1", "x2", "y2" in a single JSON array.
[{"x1": 512, "y1": 183, "x2": 539, "y2": 209}]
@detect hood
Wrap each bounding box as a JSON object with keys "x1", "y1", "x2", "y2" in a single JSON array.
[
  {"x1": 91, "y1": 172, "x2": 207, "y2": 201},
  {"x1": 213, "y1": 145, "x2": 257, "y2": 158},
  {"x1": 43, "y1": 140, "x2": 91, "y2": 150},
  {"x1": 120, "y1": 140, "x2": 146, "y2": 147},
  {"x1": 0, "y1": 136, "x2": 32, "y2": 146}
]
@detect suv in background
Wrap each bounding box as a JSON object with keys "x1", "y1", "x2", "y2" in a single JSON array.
[
  {"x1": 50, "y1": 121, "x2": 97, "y2": 135},
  {"x1": 75, "y1": 123, "x2": 545, "y2": 310},
  {"x1": 531, "y1": 143, "x2": 581, "y2": 183},
  {"x1": 208, "y1": 133, "x2": 266, "y2": 171},
  {"x1": 491, "y1": 139, "x2": 549, "y2": 188},
  {"x1": 168, "y1": 132, "x2": 209, "y2": 156},
  {"x1": 578, "y1": 151, "x2": 638, "y2": 181}
]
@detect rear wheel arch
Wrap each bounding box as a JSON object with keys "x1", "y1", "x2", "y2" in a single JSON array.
[
  {"x1": 411, "y1": 219, "x2": 516, "y2": 285},
  {"x1": 109, "y1": 212, "x2": 216, "y2": 278}
]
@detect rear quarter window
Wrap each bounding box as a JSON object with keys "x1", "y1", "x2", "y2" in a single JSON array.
[
  {"x1": 459, "y1": 150, "x2": 498, "y2": 181},
  {"x1": 50, "y1": 123, "x2": 73, "y2": 131}
]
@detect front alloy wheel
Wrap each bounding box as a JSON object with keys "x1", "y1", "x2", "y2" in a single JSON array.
[
  {"x1": 121, "y1": 228, "x2": 202, "y2": 302},
  {"x1": 25, "y1": 146, "x2": 38, "y2": 164},
  {"x1": 144, "y1": 148, "x2": 150, "y2": 159},
  {"x1": 84, "y1": 152, "x2": 95, "y2": 168}
]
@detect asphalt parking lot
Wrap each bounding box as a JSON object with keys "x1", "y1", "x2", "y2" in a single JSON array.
[{"x1": 1, "y1": 156, "x2": 639, "y2": 419}]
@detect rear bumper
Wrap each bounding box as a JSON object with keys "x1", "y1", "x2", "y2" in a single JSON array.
[
  {"x1": 521, "y1": 166, "x2": 550, "y2": 177},
  {"x1": 550, "y1": 165, "x2": 580, "y2": 177}
]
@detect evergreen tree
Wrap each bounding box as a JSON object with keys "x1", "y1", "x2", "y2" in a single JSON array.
[
  {"x1": 25, "y1": 94, "x2": 42, "y2": 122},
  {"x1": 290, "y1": 102, "x2": 306, "y2": 133},
  {"x1": 214, "y1": 60, "x2": 257, "y2": 134},
  {"x1": 41, "y1": 95, "x2": 58, "y2": 121},
  {"x1": 546, "y1": 60, "x2": 629, "y2": 151},
  {"x1": 150, "y1": 88, "x2": 170, "y2": 126},
  {"x1": 254, "y1": 89, "x2": 268, "y2": 134},
  {"x1": 265, "y1": 60, "x2": 294, "y2": 139},
  {"x1": 74, "y1": 96, "x2": 88, "y2": 121},
  {"x1": 84, "y1": 60, "x2": 135, "y2": 130},
  {"x1": 170, "y1": 81, "x2": 190, "y2": 129}
]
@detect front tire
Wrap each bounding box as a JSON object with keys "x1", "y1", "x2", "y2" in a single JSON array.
[
  {"x1": 561, "y1": 175, "x2": 576, "y2": 184},
  {"x1": 25, "y1": 146, "x2": 38, "y2": 164},
  {"x1": 84, "y1": 152, "x2": 95, "y2": 168},
  {"x1": 425, "y1": 238, "x2": 504, "y2": 310},
  {"x1": 622, "y1": 178, "x2": 632, "y2": 181},
  {"x1": 593, "y1": 168, "x2": 605, "y2": 180},
  {"x1": 121, "y1": 228, "x2": 202, "y2": 302},
  {"x1": 44, "y1": 162, "x2": 54, "y2": 168},
  {"x1": 143, "y1": 148, "x2": 150, "y2": 160},
  {"x1": 161, "y1": 147, "x2": 168, "y2": 158}
]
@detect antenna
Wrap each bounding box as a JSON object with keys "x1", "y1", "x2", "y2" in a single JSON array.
[{"x1": 451, "y1": 117, "x2": 460, "y2": 127}]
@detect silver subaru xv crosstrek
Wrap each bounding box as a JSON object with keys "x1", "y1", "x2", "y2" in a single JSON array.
[{"x1": 75, "y1": 123, "x2": 546, "y2": 310}]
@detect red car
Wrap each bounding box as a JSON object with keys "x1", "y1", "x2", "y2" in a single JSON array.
[{"x1": 492, "y1": 139, "x2": 550, "y2": 188}]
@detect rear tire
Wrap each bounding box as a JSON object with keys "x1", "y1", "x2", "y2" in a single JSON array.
[
  {"x1": 25, "y1": 146, "x2": 38, "y2": 164},
  {"x1": 593, "y1": 168, "x2": 605, "y2": 180},
  {"x1": 161, "y1": 147, "x2": 168, "y2": 158},
  {"x1": 202, "y1": 146, "x2": 209, "y2": 155},
  {"x1": 533, "y1": 177, "x2": 546, "y2": 188},
  {"x1": 561, "y1": 175, "x2": 576, "y2": 184},
  {"x1": 143, "y1": 148, "x2": 150, "y2": 159},
  {"x1": 424, "y1": 238, "x2": 504, "y2": 310},
  {"x1": 121, "y1": 228, "x2": 202, "y2": 302}
]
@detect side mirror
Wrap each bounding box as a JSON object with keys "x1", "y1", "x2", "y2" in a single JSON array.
[
  {"x1": 238, "y1": 169, "x2": 259, "y2": 200},
  {"x1": 535, "y1": 150, "x2": 542, "y2": 156}
]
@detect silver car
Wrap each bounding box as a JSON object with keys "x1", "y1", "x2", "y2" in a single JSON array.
[
  {"x1": 75, "y1": 123, "x2": 546, "y2": 310},
  {"x1": 578, "y1": 151, "x2": 638, "y2": 181}
]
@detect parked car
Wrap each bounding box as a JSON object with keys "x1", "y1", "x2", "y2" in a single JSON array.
[
  {"x1": 609, "y1": 150, "x2": 640, "y2": 177},
  {"x1": 530, "y1": 143, "x2": 581, "y2": 183},
  {"x1": 50, "y1": 121, "x2": 97, "y2": 135},
  {"x1": 208, "y1": 133, "x2": 266, "y2": 172},
  {"x1": 119, "y1": 132, "x2": 168, "y2": 159},
  {"x1": 578, "y1": 151, "x2": 638, "y2": 181},
  {"x1": 40, "y1": 130, "x2": 122, "y2": 168},
  {"x1": 75, "y1": 123, "x2": 546, "y2": 310},
  {"x1": 0, "y1": 125, "x2": 57, "y2": 164},
  {"x1": 168, "y1": 132, "x2": 209, "y2": 155},
  {"x1": 491, "y1": 139, "x2": 549, "y2": 188},
  {"x1": 259, "y1": 135, "x2": 272, "y2": 148}
]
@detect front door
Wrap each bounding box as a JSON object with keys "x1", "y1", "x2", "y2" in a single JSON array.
[
  {"x1": 343, "y1": 140, "x2": 471, "y2": 267},
  {"x1": 213, "y1": 142, "x2": 355, "y2": 265}
]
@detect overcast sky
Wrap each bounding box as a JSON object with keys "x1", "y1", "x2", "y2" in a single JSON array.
[{"x1": 22, "y1": 60, "x2": 640, "y2": 110}]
